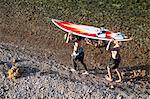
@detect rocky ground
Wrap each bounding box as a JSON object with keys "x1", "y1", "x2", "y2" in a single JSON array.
[{"x1": 0, "y1": 43, "x2": 149, "y2": 99}]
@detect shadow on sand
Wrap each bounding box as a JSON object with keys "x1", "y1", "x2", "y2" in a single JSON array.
[
  {"x1": 120, "y1": 64, "x2": 150, "y2": 82},
  {"x1": 86, "y1": 64, "x2": 149, "y2": 84},
  {"x1": 39, "y1": 70, "x2": 59, "y2": 76},
  {"x1": 21, "y1": 66, "x2": 40, "y2": 77}
]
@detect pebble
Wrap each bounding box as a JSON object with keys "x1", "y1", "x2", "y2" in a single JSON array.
[{"x1": 0, "y1": 88, "x2": 4, "y2": 96}]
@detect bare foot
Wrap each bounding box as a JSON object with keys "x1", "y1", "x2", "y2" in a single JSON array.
[
  {"x1": 115, "y1": 79, "x2": 121, "y2": 83},
  {"x1": 105, "y1": 75, "x2": 113, "y2": 82}
]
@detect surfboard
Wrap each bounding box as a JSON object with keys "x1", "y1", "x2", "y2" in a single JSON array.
[{"x1": 51, "y1": 19, "x2": 132, "y2": 41}]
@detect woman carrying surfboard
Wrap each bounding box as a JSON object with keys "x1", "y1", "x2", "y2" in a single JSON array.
[
  {"x1": 105, "y1": 40, "x2": 122, "y2": 82},
  {"x1": 65, "y1": 33, "x2": 89, "y2": 74}
]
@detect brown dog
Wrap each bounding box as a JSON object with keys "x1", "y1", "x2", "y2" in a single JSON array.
[{"x1": 7, "y1": 66, "x2": 22, "y2": 80}]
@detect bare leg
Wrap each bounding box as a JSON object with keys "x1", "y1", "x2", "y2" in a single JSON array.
[
  {"x1": 105, "y1": 66, "x2": 113, "y2": 81},
  {"x1": 115, "y1": 69, "x2": 122, "y2": 82}
]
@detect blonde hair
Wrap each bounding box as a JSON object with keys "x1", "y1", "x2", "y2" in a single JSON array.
[
  {"x1": 113, "y1": 40, "x2": 118, "y2": 44},
  {"x1": 113, "y1": 40, "x2": 122, "y2": 46}
]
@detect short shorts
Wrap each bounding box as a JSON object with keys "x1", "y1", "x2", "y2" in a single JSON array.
[{"x1": 109, "y1": 57, "x2": 121, "y2": 69}]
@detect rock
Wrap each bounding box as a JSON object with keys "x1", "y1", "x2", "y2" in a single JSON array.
[
  {"x1": 110, "y1": 85, "x2": 115, "y2": 89},
  {"x1": 0, "y1": 88, "x2": 4, "y2": 96}
]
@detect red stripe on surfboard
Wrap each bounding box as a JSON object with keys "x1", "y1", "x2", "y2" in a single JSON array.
[
  {"x1": 55, "y1": 21, "x2": 97, "y2": 37},
  {"x1": 59, "y1": 21, "x2": 71, "y2": 24},
  {"x1": 105, "y1": 31, "x2": 113, "y2": 39}
]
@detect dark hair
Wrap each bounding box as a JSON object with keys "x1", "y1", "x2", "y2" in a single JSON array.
[{"x1": 76, "y1": 36, "x2": 84, "y2": 41}]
